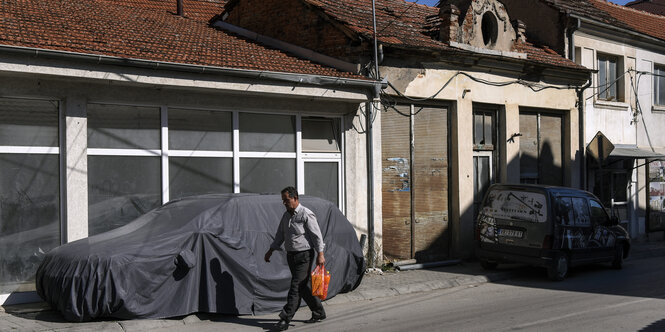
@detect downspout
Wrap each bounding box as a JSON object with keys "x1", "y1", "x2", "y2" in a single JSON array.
[
  {"x1": 568, "y1": 16, "x2": 589, "y2": 190},
  {"x1": 367, "y1": 0, "x2": 381, "y2": 268},
  {"x1": 578, "y1": 76, "x2": 591, "y2": 190}
]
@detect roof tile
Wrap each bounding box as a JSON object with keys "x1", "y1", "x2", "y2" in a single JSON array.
[{"x1": 0, "y1": 0, "x2": 363, "y2": 79}]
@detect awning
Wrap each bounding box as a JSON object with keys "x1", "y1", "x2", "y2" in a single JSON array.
[{"x1": 609, "y1": 145, "x2": 665, "y2": 159}]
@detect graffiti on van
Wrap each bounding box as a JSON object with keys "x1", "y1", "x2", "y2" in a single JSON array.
[{"x1": 483, "y1": 190, "x2": 547, "y2": 223}]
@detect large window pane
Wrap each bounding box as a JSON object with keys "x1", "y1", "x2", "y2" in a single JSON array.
[
  {"x1": 598, "y1": 57, "x2": 608, "y2": 99},
  {"x1": 88, "y1": 156, "x2": 161, "y2": 235},
  {"x1": 168, "y1": 109, "x2": 232, "y2": 151},
  {"x1": 305, "y1": 162, "x2": 338, "y2": 205},
  {"x1": 302, "y1": 118, "x2": 340, "y2": 152},
  {"x1": 0, "y1": 154, "x2": 60, "y2": 293},
  {"x1": 656, "y1": 66, "x2": 665, "y2": 106},
  {"x1": 170, "y1": 157, "x2": 233, "y2": 199},
  {"x1": 88, "y1": 104, "x2": 160, "y2": 149},
  {"x1": 0, "y1": 98, "x2": 58, "y2": 147},
  {"x1": 239, "y1": 113, "x2": 295, "y2": 152},
  {"x1": 240, "y1": 158, "x2": 295, "y2": 193},
  {"x1": 473, "y1": 113, "x2": 484, "y2": 145}
]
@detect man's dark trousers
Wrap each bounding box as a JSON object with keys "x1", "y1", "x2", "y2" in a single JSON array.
[{"x1": 279, "y1": 250, "x2": 325, "y2": 322}]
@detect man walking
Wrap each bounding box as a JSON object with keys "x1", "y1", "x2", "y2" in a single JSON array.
[{"x1": 264, "y1": 186, "x2": 326, "y2": 331}]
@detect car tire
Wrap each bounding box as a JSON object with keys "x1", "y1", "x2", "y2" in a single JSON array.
[
  {"x1": 547, "y1": 253, "x2": 569, "y2": 281},
  {"x1": 611, "y1": 244, "x2": 624, "y2": 270},
  {"x1": 480, "y1": 260, "x2": 498, "y2": 270}
]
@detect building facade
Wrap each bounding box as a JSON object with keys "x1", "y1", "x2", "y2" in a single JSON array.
[
  {"x1": 0, "y1": 0, "x2": 379, "y2": 305},
  {"x1": 221, "y1": 0, "x2": 590, "y2": 261}
]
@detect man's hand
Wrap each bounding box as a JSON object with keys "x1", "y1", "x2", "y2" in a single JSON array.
[
  {"x1": 264, "y1": 249, "x2": 273, "y2": 263},
  {"x1": 317, "y1": 251, "x2": 325, "y2": 266}
]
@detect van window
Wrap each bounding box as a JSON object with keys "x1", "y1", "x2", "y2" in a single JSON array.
[
  {"x1": 572, "y1": 198, "x2": 591, "y2": 226},
  {"x1": 556, "y1": 197, "x2": 574, "y2": 225},
  {"x1": 482, "y1": 189, "x2": 548, "y2": 222},
  {"x1": 590, "y1": 199, "x2": 610, "y2": 226},
  {"x1": 556, "y1": 196, "x2": 592, "y2": 227}
]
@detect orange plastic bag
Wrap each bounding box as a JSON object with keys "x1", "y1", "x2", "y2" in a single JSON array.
[{"x1": 311, "y1": 265, "x2": 331, "y2": 300}]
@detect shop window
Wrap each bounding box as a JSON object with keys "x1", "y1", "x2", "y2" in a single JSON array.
[
  {"x1": 302, "y1": 118, "x2": 340, "y2": 153},
  {"x1": 239, "y1": 113, "x2": 295, "y2": 152},
  {"x1": 88, "y1": 104, "x2": 160, "y2": 149},
  {"x1": 169, "y1": 157, "x2": 233, "y2": 200},
  {"x1": 87, "y1": 104, "x2": 161, "y2": 236},
  {"x1": 168, "y1": 109, "x2": 232, "y2": 151},
  {"x1": 305, "y1": 162, "x2": 339, "y2": 206},
  {"x1": 168, "y1": 109, "x2": 233, "y2": 199},
  {"x1": 597, "y1": 53, "x2": 623, "y2": 102},
  {"x1": 239, "y1": 158, "x2": 295, "y2": 193},
  {"x1": 655, "y1": 65, "x2": 665, "y2": 106},
  {"x1": 0, "y1": 98, "x2": 60, "y2": 294}
]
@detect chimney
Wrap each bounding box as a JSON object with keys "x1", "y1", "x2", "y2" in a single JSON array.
[
  {"x1": 177, "y1": 0, "x2": 184, "y2": 16},
  {"x1": 439, "y1": 4, "x2": 460, "y2": 43},
  {"x1": 512, "y1": 19, "x2": 526, "y2": 43}
]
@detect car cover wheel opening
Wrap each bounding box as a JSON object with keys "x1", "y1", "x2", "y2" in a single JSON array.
[
  {"x1": 548, "y1": 253, "x2": 568, "y2": 281},
  {"x1": 612, "y1": 244, "x2": 624, "y2": 270}
]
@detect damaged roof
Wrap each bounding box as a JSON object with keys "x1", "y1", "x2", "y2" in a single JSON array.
[
  {"x1": 0, "y1": 0, "x2": 363, "y2": 79},
  {"x1": 225, "y1": 0, "x2": 585, "y2": 71}
]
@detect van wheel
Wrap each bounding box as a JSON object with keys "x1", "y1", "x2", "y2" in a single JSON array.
[
  {"x1": 611, "y1": 244, "x2": 624, "y2": 270},
  {"x1": 480, "y1": 260, "x2": 498, "y2": 270},
  {"x1": 547, "y1": 253, "x2": 569, "y2": 281}
]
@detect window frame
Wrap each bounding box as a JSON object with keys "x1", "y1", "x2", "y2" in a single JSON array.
[
  {"x1": 86, "y1": 103, "x2": 345, "y2": 211},
  {"x1": 654, "y1": 64, "x2": 665, "y2": 107},
  {"x1": 596, "y1": 53, "x2": 623, "y2": 102}
]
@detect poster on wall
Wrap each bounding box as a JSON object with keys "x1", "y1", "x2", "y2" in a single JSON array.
[{"x1": 648, "y1": 161, "x2": 665, "y2": 232}]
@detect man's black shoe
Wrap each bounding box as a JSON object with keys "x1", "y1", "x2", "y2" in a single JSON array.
[
  {"x1": 273, "y1": 319, "x2": 289, "y2": 331},
  {"x1": 304, "y1": 315, "x2": 326, "y2": 323}
]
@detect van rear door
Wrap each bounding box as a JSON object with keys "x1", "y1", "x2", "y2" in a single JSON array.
[{"x1": 477, "y1": 188, "x2": 550, "y2": 250}]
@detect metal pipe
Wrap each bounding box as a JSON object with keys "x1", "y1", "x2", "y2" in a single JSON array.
[
  {"x1": 410, "y1": 104, "x2": 416, "y2": 259},
  {"x1": 366, "y1": 0, "x2": 381, "y2": 268},
  {"x1": 578, "y1": 75, "x2": 592, "y2": 190},
  {"x1": 396, "y1": 259, "x2": 462, "y2": 271}
]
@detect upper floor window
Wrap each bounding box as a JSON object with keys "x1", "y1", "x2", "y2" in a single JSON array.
[
  {"x1": 597, "y1": 53, "x2": 623, "y2": 102},
  {"x1": 655, "y1": 65, "x2": 665, "y2": 106}
]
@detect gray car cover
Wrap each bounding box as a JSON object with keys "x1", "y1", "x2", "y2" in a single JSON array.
[{"x1": 36, "y1": 194, "x2": 365, "y2": 322}]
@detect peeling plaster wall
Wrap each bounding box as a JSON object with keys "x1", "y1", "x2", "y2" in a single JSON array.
[{"x1": 383, "y1": 66, "x2": 579, "y2": 257}]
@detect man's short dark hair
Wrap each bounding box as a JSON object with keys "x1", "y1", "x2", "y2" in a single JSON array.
[{"x1": 281, "y1": 186, "x2": 299, "y2": 199}]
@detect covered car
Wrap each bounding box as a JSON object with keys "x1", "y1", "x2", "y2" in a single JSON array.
[{"x1": 36, "y1": 194, "x2": 365, "y2": 321}]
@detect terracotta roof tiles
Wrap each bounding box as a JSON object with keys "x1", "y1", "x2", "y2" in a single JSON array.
[
  {"x1": 294, "y1": 0, "x2": 583, "y2": 70},
  {"x1": 0, "y1": 0, "x2": 363, "y2": 79}
]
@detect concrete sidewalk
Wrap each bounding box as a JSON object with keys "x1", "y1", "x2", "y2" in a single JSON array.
[{"x1": 2, "y1": 240, "x2": 664, "y2": 332}]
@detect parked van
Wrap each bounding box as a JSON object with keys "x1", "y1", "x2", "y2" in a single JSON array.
[{"x1": 475, "y1": 184, "x2": 630, "y2": 280}]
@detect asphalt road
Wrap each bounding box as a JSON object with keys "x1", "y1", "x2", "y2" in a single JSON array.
[{"x1": 154, "y1": 256, "x2": 665, "y2": 332}]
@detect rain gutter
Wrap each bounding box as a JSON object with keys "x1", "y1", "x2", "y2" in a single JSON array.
[
  {"x1": 569, "y1": 14, "x2": 665, "y2": 45},
  {"x1": 0, "y1": 44, "x2": 381, "y2": 92}
]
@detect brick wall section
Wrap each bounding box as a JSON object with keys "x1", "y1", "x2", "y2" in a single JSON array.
[{"x1": 224, "y1": 0, "x2": 365, "y2": 59}]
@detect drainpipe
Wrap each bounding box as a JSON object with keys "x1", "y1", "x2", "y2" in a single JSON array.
[
  {"x1": 367, "y1": 0, "x2": 381, "y2": 268},
  {"x1": 578, "y1": 75, "x2": 592, "y2": 190},
  {"x1": 568, "y1": 16, "x2": 589, "y2": 190}
]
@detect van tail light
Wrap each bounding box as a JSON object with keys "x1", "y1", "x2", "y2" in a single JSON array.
[{"x1": 542, "y1": 235, "x2": 553, "y2": 249}]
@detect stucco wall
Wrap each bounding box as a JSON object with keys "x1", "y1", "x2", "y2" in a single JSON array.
[
  {"x1": 385, "y1": 66, "x2": 580, "y2": 257},
  {"x1": 0, "y1": 57, "x2": 373, "y2": 247}
]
